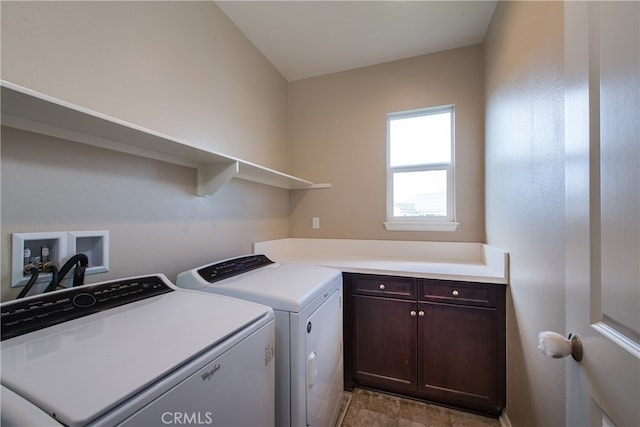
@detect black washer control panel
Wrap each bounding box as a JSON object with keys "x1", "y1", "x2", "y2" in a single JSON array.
[
  {"x1": 197, "y1": 254, "x2": 274, "y2": 284},
  {"x1": 1, "y1": 276, "x2": 173, "y2": 341}
]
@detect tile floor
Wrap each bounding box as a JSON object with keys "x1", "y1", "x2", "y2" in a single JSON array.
[{"x1": 338, "y1": 388, "x2": 501, "y2": 427}]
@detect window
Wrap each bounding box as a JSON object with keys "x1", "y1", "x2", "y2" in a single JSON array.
[{"x1": 385, "y1": 105, "x2": 458, "y2": 231}]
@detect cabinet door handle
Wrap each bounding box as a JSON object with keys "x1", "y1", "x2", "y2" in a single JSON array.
[
  {"x1": 452, "y1": 290, "x2": 459, "y2": 296},
  {"x1": 379, "y1": 284, "x2": 386, "y2": 290},
  {"x1": 418, "y1": 311, "x2": 425, "y2": 317},
  {"x1": 410, "y1": 310, "x2": 417, "y2": 317}
]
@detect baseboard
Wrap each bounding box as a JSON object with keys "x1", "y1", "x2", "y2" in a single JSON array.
[
  {"x1": 335, "y1": 391, "x2": 353, "y2": 427},
  {"x1": 500, "y1": 411, "x2": 513, "y2": 427}
]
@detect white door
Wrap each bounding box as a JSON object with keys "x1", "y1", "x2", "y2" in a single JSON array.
[{"x1": 565, "y1": 2, "x2": 640, "y2": 427}]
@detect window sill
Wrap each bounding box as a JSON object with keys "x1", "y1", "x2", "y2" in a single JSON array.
[{"x1": 383, "y1": 221, "x2": 460, "y2": 232}]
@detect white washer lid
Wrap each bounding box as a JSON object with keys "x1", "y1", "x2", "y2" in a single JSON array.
[
  {"x1": 193, "y1": 263, "x2": 341, "y2": 312},
  {"x1": 0, "y1": 288, "x2": 272, "y2": 427}
]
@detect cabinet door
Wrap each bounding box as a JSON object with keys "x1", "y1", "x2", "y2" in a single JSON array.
[
  {"x1": 353, "y1": 295, "x2": 417, "y2": 393},
  {"x1": 418, "y1": 301, "x2": 500, "y2": 414}
]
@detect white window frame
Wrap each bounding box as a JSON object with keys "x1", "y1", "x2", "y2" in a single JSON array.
[{"x1": 384, "y1": 105, "x2": 459, "y2": 232}]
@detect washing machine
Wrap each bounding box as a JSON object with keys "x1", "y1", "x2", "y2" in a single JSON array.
[
  {"x1": 0, "y1": 274, "x2": 275, "y2": 427},
  {"x1": 176, "y1": 255, "x2": 343, "y2": 427}
]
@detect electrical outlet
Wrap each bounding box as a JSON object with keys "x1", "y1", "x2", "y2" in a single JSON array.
[{"x1": 312, "y1": 217, "x2": 320, "y2": 229}]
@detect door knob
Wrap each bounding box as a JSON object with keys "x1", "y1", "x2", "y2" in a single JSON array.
[{"x1": 537, "y1": 331, "x2": 583, "y2": 361}]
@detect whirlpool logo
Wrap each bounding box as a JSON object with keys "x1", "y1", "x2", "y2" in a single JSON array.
[
  {"x1": 161, "y1": 412, "x2": 214, "y2": 425},
  {"x1": 200, "y1": 364, "x2": 221, "y2": 381}
]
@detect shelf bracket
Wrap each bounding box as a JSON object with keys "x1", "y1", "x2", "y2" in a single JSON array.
[{"x1": 197, "y1": 162, "x2": 239, "y2": 197}]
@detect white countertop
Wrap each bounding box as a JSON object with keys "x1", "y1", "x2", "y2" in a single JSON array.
[{"x1": 253, "y1": 238, "x2": 509, "y2": 284}]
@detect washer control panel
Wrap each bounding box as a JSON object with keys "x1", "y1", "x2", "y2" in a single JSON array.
[{"x1": 1, "y1": 276, "x2": 173, "y2": 341}]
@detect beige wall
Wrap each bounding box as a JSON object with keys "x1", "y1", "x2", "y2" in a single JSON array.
[
  {"x1": 1, "y1": 1, "x2": 288, "y2": 170},
  {"x1": 288, "y1": 45, "x2": 485, "y2": 242},
  {"x1": 485, "y1": 2, "x2": 565, "y2": 426},
  {"x1": 1, "y1": 1, "x2": 290, "y2": 300}
]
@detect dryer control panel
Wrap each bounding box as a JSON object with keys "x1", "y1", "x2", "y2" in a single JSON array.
[
  {"x1": 1, "y1": 275, "x2": 173, "y2": 341},
  {"x1": 197, "y1": 254, "x2": 274, "y2": 284}
]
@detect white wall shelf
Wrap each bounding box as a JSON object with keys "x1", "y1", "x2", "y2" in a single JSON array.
[{"x1": 1, "y1": 81, "x2": 331, "y2": 196}]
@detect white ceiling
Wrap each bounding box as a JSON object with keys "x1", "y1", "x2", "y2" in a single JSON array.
[{"x1": 216, "y1": 1, "x2": 497, "y2": 81}]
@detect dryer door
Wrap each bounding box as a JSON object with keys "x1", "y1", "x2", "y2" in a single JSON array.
[{"x1": 305, "y1": 289, "x2": 343, "y2": 426}]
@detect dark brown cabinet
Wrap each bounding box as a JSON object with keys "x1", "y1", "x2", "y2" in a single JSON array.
[
  {"x1": 344, "y1": 273, "x2": 506, "y2": 416},
  {"x1": 349, "y1": 275, "x2": 418, "y2": 394}
]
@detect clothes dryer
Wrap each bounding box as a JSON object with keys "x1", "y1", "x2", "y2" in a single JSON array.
[{"x1": 177, "y1": 255, "x2": 343, "y2": 427}]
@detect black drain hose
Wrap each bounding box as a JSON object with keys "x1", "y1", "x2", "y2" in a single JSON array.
[
  {"x1": 16, "y1": 266, "x2": 40, "y2": 299},
  {"x1": 44, "y1": 254, "x2": 89, "y2": 292}
]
